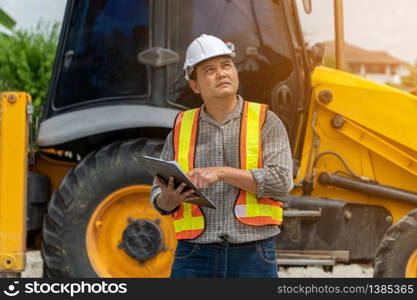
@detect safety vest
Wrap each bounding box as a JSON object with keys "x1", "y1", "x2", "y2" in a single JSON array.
[{"x1": 172, "y1": 100, "x2": 283, "y2": 240}]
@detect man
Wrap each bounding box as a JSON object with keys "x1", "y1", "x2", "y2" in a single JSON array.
[{"x1": 150, "y1": 34, "x2": 293, "y2": 278}]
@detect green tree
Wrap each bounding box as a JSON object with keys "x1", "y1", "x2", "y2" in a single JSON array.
[
  {"x1": 401, "y1": 61, "x2": 417, "y2": 89},
  {"x1": 0, "y1": 20, "x2": 60, "y2": 119},
  {"x1": 323, "y1": 55, "x2": 336, "y2": 68},
  {"x1": 0, "y1": 7, "x2": 16, "y2": 30}
]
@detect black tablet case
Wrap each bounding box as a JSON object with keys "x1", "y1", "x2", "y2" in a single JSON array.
[{"x1": 138, "y1": 155, "x2": 216, "y2": 209}]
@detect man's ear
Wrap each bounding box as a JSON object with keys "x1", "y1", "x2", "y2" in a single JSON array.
[{"x1": 189, "y1": 79, "x2": 200, "y2": 94}]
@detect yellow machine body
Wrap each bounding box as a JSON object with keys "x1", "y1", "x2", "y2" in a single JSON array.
[
  {"x1": 293, "y1": 66, "x2": 417, "y2": 222},
  {"x1": 0, "y1": 92, "x2": 31, "y2": 273}
]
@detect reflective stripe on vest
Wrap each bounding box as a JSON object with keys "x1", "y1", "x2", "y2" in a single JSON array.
[
  {"x1": 172, "y1": 108, "x2": 205, "y2": 240},
  {"x1": 234, "y1": 101, "x2": 283, "y2": 226},
  {"x1": 171, "y1": 101, "x2": 283, "y2": 240}
]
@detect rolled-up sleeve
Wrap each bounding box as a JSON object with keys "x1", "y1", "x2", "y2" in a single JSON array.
[
  {"x1": 150, "y1": 131, "x2": 178, "y2": 215},
  {"x1": 250, "y1": 110, "x2": 294, "y2": 199}
]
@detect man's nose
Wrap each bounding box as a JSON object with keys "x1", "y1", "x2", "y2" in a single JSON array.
[{"x1": 216, "y1": 68, "x2": 227, "y2": 79}]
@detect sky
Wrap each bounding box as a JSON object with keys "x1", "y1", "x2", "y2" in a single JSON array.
[
  {"x1": 0, "y1": 0, "x2": 66, "y2": 34},
  {"x1": 1, "y1": 0, "x2": 417, "y2": 64},
  {"x1": 297, "y1": 0, "x2": 417, "y2": 64}
]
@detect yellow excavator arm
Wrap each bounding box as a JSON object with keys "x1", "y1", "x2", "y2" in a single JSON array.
[{"x1": 0, "y1": 92, "x2": 31, "y2": 275}]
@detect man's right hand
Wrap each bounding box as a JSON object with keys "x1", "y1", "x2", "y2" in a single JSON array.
[{"x1": 155, "y1": 176, "x2": 199, "y2": 212}]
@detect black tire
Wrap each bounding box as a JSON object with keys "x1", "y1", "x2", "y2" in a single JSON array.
[
  {"x1": 41, "y1": 138, "x2": 164, "y2": 277},
  {"x1": 374, "y1": 208, "x2": 417, "y2": 277}
]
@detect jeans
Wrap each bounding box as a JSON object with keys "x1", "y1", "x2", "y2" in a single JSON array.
[{"x1": 170, "y1": 237, "x2": 278, "y2": 278}]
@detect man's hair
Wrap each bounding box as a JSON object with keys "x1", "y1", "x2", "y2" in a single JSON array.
[{"x1": 189, "y1": 69, "x2": 197, "y2": 81}]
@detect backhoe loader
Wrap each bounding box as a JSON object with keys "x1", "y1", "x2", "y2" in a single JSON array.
[{"x1": 1, "y1": 0, "x2": 416, "y2": 278}]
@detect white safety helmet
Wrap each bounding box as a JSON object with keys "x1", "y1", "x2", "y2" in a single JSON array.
[{"x1": 183, "y1": 34, "x2": 235, "y2": 81}]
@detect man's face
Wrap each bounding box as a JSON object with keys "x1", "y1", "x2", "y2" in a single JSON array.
[{"x1": 189, "y1": 56, "x2": 239, "y2": 101}]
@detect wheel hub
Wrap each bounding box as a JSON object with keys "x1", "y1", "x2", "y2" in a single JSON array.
[
  {"x1": 86, "y1": 185, "x2": 177, "y2": 277},
  {"x1": 119, "y1": 217, "x2": 164, "y2": 263}
]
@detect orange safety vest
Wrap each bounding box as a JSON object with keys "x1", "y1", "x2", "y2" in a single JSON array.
[{"x1": 172, "y1": 101, "x2": 283, "y2": 240}]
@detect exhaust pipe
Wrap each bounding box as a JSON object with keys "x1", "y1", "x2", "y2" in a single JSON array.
[{"x1": 334, "y1": 0, "x2": 346, "y2": 70}]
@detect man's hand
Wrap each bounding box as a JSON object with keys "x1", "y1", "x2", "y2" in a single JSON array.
[
  {"x1": 155, "y1": 176, "x2": 199, "y2": 211},
  {"x1": 188, "y1": 167, "x2": 221, "y2": 189},
  {"x1": 189, "y1": 166, "x2": 258, "y2": 194}
]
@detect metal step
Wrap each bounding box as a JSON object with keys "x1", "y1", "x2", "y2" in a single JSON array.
[
  {"x1": 276, "y1": 250, "x2": 349, "y2": 266},
  {"x1": 283, "y1": 209, "x2": 321, "y2": 218},
  {"x1": 277, "y1": 257, "x2": 335, "y2": 266}
]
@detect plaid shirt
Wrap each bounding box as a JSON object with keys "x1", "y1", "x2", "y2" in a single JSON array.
[{"x1": 150, "y1": 96, "x2": 293, "y2": 243}]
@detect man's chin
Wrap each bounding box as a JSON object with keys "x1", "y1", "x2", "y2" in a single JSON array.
[{"x1": 215, "y1": 88, "x2": 236, "y2": 98}]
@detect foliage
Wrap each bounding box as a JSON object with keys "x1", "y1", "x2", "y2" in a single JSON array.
[
  {"x1": 322, "y1": 55, "x2": 353, "y2": 73},
  {"x1": 0, "y1": 20, "x2": 60, "y2": 119},
  {"x1": 384, "y1": 60, "x2": 417, "y2": 94},
  {"x1": 400, "y1": 61, "x2": 417, "y2": 89},
  {"x1": 0, "y1": 7, "x2": 16, "y2": 30},
  {"x1": 323, "y1": 55, "x2": 336, "y2": 69}
]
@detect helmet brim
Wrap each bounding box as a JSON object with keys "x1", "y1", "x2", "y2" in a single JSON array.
[{"x1": 184, "y1": 52, "x2": 235, "y2": 81}]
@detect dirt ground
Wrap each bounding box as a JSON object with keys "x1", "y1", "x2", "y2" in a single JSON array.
[{"x1": 22, "y1": 250, "x2": 374, "y2": 278}]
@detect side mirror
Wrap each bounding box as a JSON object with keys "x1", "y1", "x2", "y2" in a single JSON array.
[
  {"x1": 137, "y1": 47, "x2": 179, "y2": 67},
  {"x1": 303, "y1": 0, "x2": 312, "y2": 14}
]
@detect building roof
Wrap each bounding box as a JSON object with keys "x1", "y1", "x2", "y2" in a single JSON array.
[{"x1": 324, "y1": 41, "x2": 406, "y2": 65}]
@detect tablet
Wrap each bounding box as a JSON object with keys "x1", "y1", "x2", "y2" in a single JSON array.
[{"x1": 138, "y1": 155, "x2": 216, "y2": 209}]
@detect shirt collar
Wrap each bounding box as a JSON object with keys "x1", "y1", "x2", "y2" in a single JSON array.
[{"x1": 200, "y1": 95, "x2": 243, "y2": 125}]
